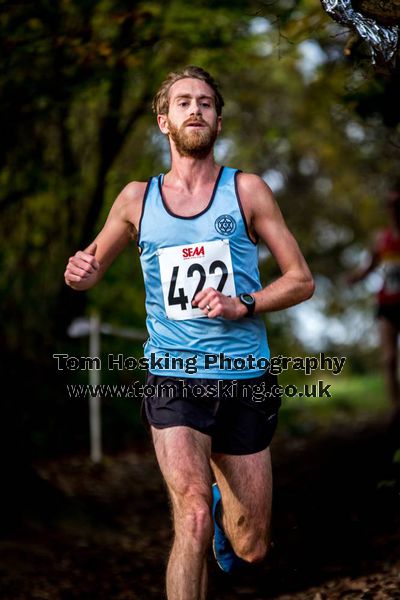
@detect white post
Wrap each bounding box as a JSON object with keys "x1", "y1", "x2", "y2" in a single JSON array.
[
  {"x1": 68, "y1": 314, "x2": 147, "y2": 463},
  {"x1": 89, "y1": 313, "x2": 102, "y2": 463}
]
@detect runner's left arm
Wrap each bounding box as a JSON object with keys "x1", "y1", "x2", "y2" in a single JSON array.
[
  {"x1": 244, "y1": 174, "x2": 314, "y2": 314},
  {"x1": 193, "y1": 174, "x2": 314, "y2": 318}
]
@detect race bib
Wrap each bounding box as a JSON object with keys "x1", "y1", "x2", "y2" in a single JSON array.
[{"x1": 157, "y1": 239, "x2": 236, "y2": 320}]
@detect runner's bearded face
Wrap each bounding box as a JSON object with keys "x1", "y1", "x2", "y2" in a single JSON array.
[{"x1": 167, "y1": 116, "x2": 218, "y2": 159}]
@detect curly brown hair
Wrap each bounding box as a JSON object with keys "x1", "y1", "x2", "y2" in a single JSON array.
[{"x1": 152, "y1": 66, "x2": 224, "y2": 116}]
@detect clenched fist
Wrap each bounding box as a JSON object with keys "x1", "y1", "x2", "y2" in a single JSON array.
[{"x1": 64, "y1": 242, "x2": 100, "y2": 291}]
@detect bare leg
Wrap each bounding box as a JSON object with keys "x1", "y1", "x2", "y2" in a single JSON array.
[
  {"x1": 151, "y1": 425, "x2": 212, "y2": 600},
  {"x1": 378, "y1": 317, "x2": 400, "y2": 412},
  {"x1": 211, "y1": 447, "x2": 273, "y2": 563}
]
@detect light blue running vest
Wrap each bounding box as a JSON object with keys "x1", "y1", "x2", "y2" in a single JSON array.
[{"x1": 137, "y1": 166, "x2": 270, "y2": 379}]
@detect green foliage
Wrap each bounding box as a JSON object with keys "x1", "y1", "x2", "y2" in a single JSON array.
[
  {"x1": 393, "y1": 448, "x2": 400, "y2": 464},
  {"x1": 278, "y1": 372, "x2": 387, "y2": 436}
]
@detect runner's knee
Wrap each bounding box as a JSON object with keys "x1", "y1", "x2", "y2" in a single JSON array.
[
  {"x1": 174, "y1": 496, "x2": 213, "y2": 546},
  {"x1": 233, "y1": 531, "x2": 270, "y2": 564},
  {"x1": 236, "y1": 540, "x2": 269, "y2": 564}
]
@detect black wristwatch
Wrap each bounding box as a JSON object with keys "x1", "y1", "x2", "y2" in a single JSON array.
[{"x1": 238, "y1": 293, "x2": 255, "y2": 317}]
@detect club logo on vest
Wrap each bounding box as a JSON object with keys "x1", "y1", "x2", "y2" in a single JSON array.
[{"x1": 215, "y1": 214, "x2": 236, "y2": 236}]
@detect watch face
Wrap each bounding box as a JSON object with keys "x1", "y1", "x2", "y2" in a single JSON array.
[{"x1": 241, "y1": 294, "x2": 254, "y2": 305}]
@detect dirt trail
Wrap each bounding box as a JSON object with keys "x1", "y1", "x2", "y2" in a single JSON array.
[{"x1": 0, "y1": 414, "x2": 399, "y2": 599}]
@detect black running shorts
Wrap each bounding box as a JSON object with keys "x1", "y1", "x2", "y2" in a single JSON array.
[{"x1": 141, "y1": 371, "x2": 281, "y2": 455}]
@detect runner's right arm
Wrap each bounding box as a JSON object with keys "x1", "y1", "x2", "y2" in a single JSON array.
[{"x1": 64, "y1": 182, "x2": 146, "y2": 291}]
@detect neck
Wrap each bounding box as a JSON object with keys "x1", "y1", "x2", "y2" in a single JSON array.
[{"x1": 165, "y1": 146, "x2": 220, "y2": 192}]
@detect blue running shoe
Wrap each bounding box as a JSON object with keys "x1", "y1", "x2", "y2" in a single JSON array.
[{"x1": 212, "y1": 482, "x2": 246, "y2": 573}]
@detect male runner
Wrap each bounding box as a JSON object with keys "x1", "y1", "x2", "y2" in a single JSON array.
[
  {"x1": 348, "y1": 187, "x2": 400, "y2": 417},
  {"x1": 64, "y1": 66, "x2": 314, "y2": 600}
]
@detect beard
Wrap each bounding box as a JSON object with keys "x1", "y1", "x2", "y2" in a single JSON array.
[{"x1": 167, "y1": 117, "x2": 218, "y2": 159}]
